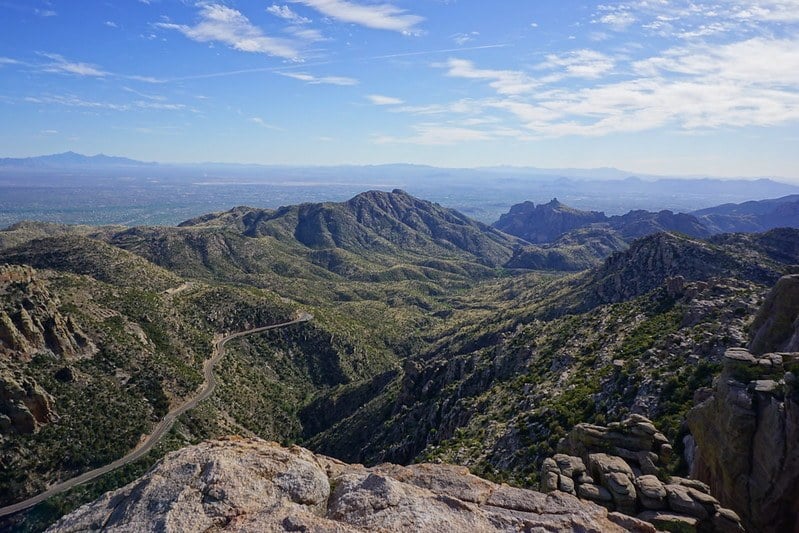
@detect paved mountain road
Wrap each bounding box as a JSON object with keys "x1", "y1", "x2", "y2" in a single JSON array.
[{"x1": 0, "y1": 313, "x2": 313, "y2": 519}]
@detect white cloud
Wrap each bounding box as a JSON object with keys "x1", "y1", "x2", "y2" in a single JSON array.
[
  {"x1": 104, "y1": 21, "x2": 118, "y2": 28},
  {"x1": 34, "y1": 8, "x2": 57, "y2": 17},
  {"x1": 538, "y1": 49, "x2": 615, "y2": 80},
  {"x1": 135, "y1": 100, "x2": 186, "y2": 111},
  {"x1": 442, "y1": 58, "x2": 538, "y2": 95},
  {"x1": 267, "y1": 4, "x2": 311, "y2": 24},
  {"x1": 286, "y1": 26, "x2": 327, "y2": 42},
  {"x1": 633, "y1": 37, "x2": 799, "y2": 86},
  {"x1": 0, "y1": 57, "x2": 20, "y2": 66},
  {"x1": 367, "y1": 94, "x2": 403, "y2": 105},
  {"x1": 25, "y1": 95, "x2": 127, "y2": 110},
  {"x1": 279, "y1": 71, "x2": 358, "y2": 85},
  {"x1": 249, "y1": 117, "x2": 282, "y2": 130},
  {"x1": 38, "y1": 53, "x2": 108, "y2": 77},
  {"x1": 425, "y1": 35, "x2": 799, "y2": 140},
  {"x1": 291, "y1": 0, "x2": 423, "y2": 34},
  {"x1": 156, "y1": 4, "x2": 300, "y2": 60},
  {"x1": 24, "y1": 94, "x2": 191, "y2": 113},
  {"x1": 452, "y1": 31, "x2": 479, "y2": 45},
  {"x1": 597, "y1": 10, "x2": 636, "y2": 30}
]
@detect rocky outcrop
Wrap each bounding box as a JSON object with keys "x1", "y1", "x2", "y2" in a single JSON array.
[
  {"x1": 583, "y1": 232, "x2": 781, "y2": 308},
  {"x1": 0, "y1": 264, "x2": 95, "y2": 360},
  {"x1": 685, "y1": 347, "x2": 799, "y2": 532},
  {"x1": 749, "y1": 274, "x2": 799, "y2": 354},
  {"x1": 0, "y1": 368, "x2": 57, "y2": 434},
  {"x1": 542, "y1": 415, "x2": 744, "y2": 532},
  {"x1": 47, "y1": 437, "x2": 656, "y2": 532}
]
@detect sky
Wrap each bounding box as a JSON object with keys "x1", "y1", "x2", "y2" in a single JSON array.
[{"x1": 1, "y1": 0, "x2": 798, "y2": 179}]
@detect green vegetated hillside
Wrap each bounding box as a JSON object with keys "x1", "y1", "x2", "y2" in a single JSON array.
[{"x1": 1, "y1": 189, "x2": 798, "y2": 531}]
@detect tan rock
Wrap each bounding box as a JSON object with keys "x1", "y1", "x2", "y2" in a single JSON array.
[
  {"x1": 665, "y1": 484, "x2": 708, "y2": 520},
  {"x1": 48, "y1": 438, "x2": 646, "y2": 533},
  {"x1": 638, "y1": 510, "x2": 699, "y2": 532},
  {"x1": 635, "y1": 475, "x2": 667, "y2": 510}
]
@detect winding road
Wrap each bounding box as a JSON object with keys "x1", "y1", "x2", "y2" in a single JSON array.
[{"x1": 0, "y1": 312, "x2": 313, "y2": 519}]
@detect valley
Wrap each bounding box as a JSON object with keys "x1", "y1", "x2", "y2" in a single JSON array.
[{"x1": 1, "y1": 189, "x2": 798, "y2": 532}]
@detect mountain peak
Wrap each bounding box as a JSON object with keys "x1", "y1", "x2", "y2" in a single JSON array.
[{"x1": 493, "y1": 199, "x2": 606, "y2": 244}]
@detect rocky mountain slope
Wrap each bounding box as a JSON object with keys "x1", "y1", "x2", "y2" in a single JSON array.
[
  {"x1": 174, "y1": 188, "x2": 519, "y2": 267},
  {"x1": 693, "y1": 194, "x2": 799, "y2": 234},
  {"x1": 3, "y1": 191, "x2": 799, "y2": 531},
  {"x1": 505, "y1": 227, "x2": 628, "y2": 271},
  {"x1": 46, "y1": 437, "x2": 653, "y2": 533},
  {"x1": 305, "y1": 229, "x2": 799, "y2": 495}
]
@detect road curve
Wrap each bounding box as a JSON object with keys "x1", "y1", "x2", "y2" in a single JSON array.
[{"x1": 0, "y1": 313, "x2": 313, "y2": 519}]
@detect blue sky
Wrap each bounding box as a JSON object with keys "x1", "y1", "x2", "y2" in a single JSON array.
[{"x1": 1, "y1": 0, "x2": 798, "y2": 179}]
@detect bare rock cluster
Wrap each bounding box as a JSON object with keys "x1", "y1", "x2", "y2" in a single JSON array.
[
  {"x1": 541, "y1": 415, "x2": 744, "y2": 533},
  {"x1": 48, "y1": 437, "x2": 658, "y2": 532}
]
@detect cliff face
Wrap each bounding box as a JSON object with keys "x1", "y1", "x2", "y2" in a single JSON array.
[
  {"x1": 685, "y1": 349, "x2": 799, "y2": 532},
  {"x1": 47, "y1": 437, "x2": 655, "y2": 533},
  {"x1": 749, "y1": 273, "x2": 799, "y2": 354},
  {"x1": 684, "y1": 275, "x2": 799, "y2": 533}
]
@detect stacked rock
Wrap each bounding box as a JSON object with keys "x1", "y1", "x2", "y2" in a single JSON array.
[{"x1": 541, "y1": 415, "x2": 744, "y2": 533}]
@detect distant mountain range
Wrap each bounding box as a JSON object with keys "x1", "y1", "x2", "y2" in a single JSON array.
[
  {"x1": 1, "y1": 151, "x2": 796, "y2": 183},
  {"x1": 0, "y1": 151, "x2": 153, "y2": 168},
  {"x1": 494, "y1": 195, "x2": 799, "y2": 270}
]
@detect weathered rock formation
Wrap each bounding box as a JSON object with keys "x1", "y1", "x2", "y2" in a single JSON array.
[
  {"x1": 48, "y1": 437, "x2": 657, "y2": 532},
  {"x1": 685, "y1": 347, "x2": 799, "y2": 532},
  {"x1": 0, "y1": 264, "x2": 95, "y2": 360},
  {"x1": 0, "y1": 369, "x2": 57, "y2": 434},
  {"x1": 542, "y1": 415, "x2": 744, "y2": 532}
]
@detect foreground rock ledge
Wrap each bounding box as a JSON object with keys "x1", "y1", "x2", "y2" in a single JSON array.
[{"x1": 48, "y1": 437, "x2": 655, "y2": 532}]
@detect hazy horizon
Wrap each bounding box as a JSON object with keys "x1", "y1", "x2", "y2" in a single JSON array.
[{"x1": 3, "y1": 150, "x2": 799, "y2": 184}]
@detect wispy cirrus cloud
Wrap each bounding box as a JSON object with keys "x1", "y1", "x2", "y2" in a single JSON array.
[
  {"x1": 156, "y1": 4, "x2": 301, "y2": 60},
  {"x1": 442, "y1": 58, "x2": 538, "y2": 95},
  {"x1": 0, "y1": 57, "x2": 20, "y2": 66},
  {"x1": 374, "y1": 120, "x2": 530, "y2": 146},
  {"x1": 24, "y1": 93, "x2": 192, "y2": 113},
  {"x1": 367, "y1": 94, "x2": 403, "y2": 105},
  {"x1": 291, "y1": 0, "x2": 423, "y2": 34},
  {"x1": 537, "y1": 49, "x2": 616, "y2": 80},
  {"x1": 249, "y1": 116, "x2": 283, "y2": 130},
  {"x1": 279, "y1": 71, "x2": 358, "y2": 85},
  {"x1": 267, "y1": 4, "x2": 311, "y2": 24},
  {"x1": 452, "y1": 31, "x2": 479, "y2": 45},
  {"x1": 39, "y1": 52, "x2": 108, "y2": 77}
]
